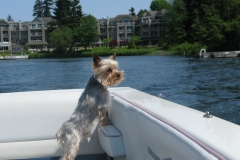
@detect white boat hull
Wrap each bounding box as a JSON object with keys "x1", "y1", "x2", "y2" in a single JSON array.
[{"x1": 0, "y1": 87, "x2": 240, "y2": 159}]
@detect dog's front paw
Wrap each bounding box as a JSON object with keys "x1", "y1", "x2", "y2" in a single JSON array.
[{"x1": 98, "y1": 118, "x2": 112, "y2": 126}]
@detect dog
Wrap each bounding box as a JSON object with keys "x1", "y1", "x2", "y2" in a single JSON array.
[{"x1": 56, "y1": 53, "x2": 124, "y2": 160}]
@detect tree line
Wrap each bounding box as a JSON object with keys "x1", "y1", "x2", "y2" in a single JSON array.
[
  {"x1": 33, "y1": 0, "x2": 97, "y2": 53},
  {"x1": 162, "y1": 0, "x2": 240, "y2": 51},
  {"x1": 33, "y1": 0, "x2": 240, "y2": 54},
  {"x1": 130, "y1": 0, "x2": 240, "y2": 52}
]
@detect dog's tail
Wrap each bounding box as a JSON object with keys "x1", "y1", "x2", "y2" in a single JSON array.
[{"x1": 56, "y1": 127, "x2": 82, "y2": 160}]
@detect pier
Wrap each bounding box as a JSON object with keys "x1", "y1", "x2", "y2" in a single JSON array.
[
  {"x1": 197, "y1": 49, "x2": 240, "y2": 58},
  {"x1": 0, "y1": 55, "x2": 28, "y2": 60}
]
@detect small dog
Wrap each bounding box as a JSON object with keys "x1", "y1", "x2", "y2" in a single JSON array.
[{"x1": 56, "y1": 53, "x2": 124, "y2": 160}]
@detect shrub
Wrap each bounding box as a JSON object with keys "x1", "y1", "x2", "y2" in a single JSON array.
[
  {"x1": 109, "y1": 39, "x2": 118, "y2": 48},
  {"x1": 168, "y1": 42, "x2": 207, "y2": 56},
  {"x1": 157, "y1": 38, "x2": 164, "y2": 47},
  {"x1": 120, "y1": 39, "x2": 129, "y2": 46},
  {"x1": 128, "y1": 40, "x2": 136, "y2": 49},
  {"x1": 24, "y1": 44, "x2": 29, "y2": 51}
]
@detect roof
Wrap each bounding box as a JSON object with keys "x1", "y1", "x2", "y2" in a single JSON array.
[
  {"x1": 38, "y1": 17, "x2": 53, "y2": 23},
  {"x1": 0, "y1": 19, "x2": 9, "y2": 25},
  {"x1": 113, "y1": 14, "x2": 138, "y2": 21},
  {"x1": 32, "y1": 17, "x2": 53, "y2": 23},
  {"x1": 140, "y1": 10, "x2": 167, "y2": 19}
]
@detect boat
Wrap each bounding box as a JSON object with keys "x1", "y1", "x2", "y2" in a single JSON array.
[{"x1": 1, "y1": 87, "x2": 240, "y2": 160}]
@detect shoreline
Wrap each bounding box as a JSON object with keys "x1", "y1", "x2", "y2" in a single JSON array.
[{"x1": 26, "y1": 50, "x2": 177, "y2": 59}]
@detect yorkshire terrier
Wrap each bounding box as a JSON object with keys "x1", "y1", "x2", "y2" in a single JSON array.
[{"x1": 56, "y1": 53, "x2": 124, "y2": 160}]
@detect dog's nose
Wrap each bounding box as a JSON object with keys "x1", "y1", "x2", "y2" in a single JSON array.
[{"x1": 116, "y1": 73, "x2": 121, "y2": 78}]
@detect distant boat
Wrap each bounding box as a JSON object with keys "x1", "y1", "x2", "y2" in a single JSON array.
[{"x1": 0, "y1": 87, "x2": 240, "y2": 160}]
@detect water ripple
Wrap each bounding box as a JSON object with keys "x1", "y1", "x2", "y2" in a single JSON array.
[{"x1": 0, "y1": 56, "x2": 240, "y2": 125}]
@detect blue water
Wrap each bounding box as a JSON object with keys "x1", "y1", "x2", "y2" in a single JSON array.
[{"x1": 0, "y1": 56, "x2": 240, "y2": 125}]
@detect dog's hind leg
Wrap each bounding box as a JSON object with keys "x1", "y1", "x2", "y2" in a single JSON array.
[{"x1": 57, "y1": 128, "x2": 81, "y2": 160}]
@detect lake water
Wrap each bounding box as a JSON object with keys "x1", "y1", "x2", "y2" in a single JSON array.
[{"x1": 1, "y1": 56, "x2": 240, "y2": 125}]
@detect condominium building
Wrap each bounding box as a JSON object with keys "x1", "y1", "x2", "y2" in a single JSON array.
[
  {"x1": 97, "y1": 14, "x2": 137, "y2": 46},
  {"x1": 0, "y1": 10, "x2": 165, "y2": 52},
  {"x1": 97, "y1": 10, "x2": 166, "y2": 46},
  {"x1": 0, "y1": 17, "x2": 52, "y2": 52}
]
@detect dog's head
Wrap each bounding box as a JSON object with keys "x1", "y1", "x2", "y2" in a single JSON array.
[{"x1": 92, "y1": 53, "x2": 124, "y2": 86}]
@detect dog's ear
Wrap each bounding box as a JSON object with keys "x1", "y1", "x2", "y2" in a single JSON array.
[
  {"x1": 93, "y1": 53, "x2": 101, "y2": 68},
  {"x1": 110, "y1": 53, "x2": 116, "y2": 60}
]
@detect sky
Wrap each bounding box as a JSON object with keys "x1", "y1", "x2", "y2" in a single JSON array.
[{"x1": 0, "y1": 0, "x2": 152, "y2": 22}]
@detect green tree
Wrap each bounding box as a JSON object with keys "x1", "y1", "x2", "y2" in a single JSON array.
[
  {"x1": 50, "y1": 26, "x2": 73, "y2": 53},
  {"x1": 33, "y1": 0, "x2": 43, "y2": 18},
  {"x1": 74, "y1": 15, "x2": 98, "y2": 50},
  {"x1": 52, "y1": 0, "x2": 83, "y2": 51},
  {"x1": 157, "y1": 38, "x2": 164, "y2": 48},
  {"x1": 128, "y1": 36, "x2": 141, "y2": 49},
  {"x1": 137, "y1": 9, "x2": 148, "y2": 17},
  {"x1": 102, "y1": 38, "x2": 112, "y2": 47},
  {"x1": 52, "y1": 0, "x2": 83, "y2": 27},
  {"x1": 68, "y1": 0, "x2": 84, "y2": 28},
  {"x1": 129, "y1": 7, "x2": 136, "y2": 16},
  {"x1": 7, "y1": 14, "x2": 14, "y2": 21},
  {"x1": 164, "y1": 0, "x2": 240, "y2": 51},
  {"x1": 164, "y1": 0, "x2": 187, "y2": 45},
  {"x1": 150, "y1": 0, "x2": 170, "y2": 11},
  {"x1": 52, "y1": 0, "x2": 71, "y2": 26},
  {"x1": 24, "y1": 44, "x2": 29, "y2": 51},
  {"x1": 42, "y1": 0, "x2": 53, "y2": 17}
]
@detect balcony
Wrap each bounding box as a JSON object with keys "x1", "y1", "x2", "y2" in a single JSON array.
[
  {"x1": 151, "y1": 27, "x2": 157, "y2": 31},
  {"x1": 127, "y1": 30, "x2": 132, "y2": 33},
  {"x1": 31, "y1": 26, "x2": 42, "y2": 29},
  {"x1": 142, "y1": 20, "x2": 148, "y2": 24},
  {"x1": 119, "y1": 30, "x2": 125, "y2": 33},
  {"x1": 119, "y1": 23, "x2": 124, "y2": 26},
  {"x1": 31, "y1": 40, "x2": 42, "y2": 42},
  {"x1": 31, "y1": 33, "x2": 42, "y2": 36},
  {"x1": 127, "y1": 22, "x2": 132, "y2": 26},
  {"x1": 119, "y1": 37, "x2": 125, "y2": 41},
  {"x1": 3, "y1": 34, "x2": 8, "y2": 38}
]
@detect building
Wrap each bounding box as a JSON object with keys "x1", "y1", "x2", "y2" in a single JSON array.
[
  {"x1": 0, "y1": 17, "x2": 52, "y2": 52},
  {"x1": 97, "y1": 14, "x2": 137, "y2": 46},
  {"x1": 97, "y1": 10, "x2": 166, "y2": 46},
  {"x1": 0, "y1": 10, "x2": 166, "y2": 52},
  {"x1": 135, "y1": 10, "x2": 166, "y2": 45}
]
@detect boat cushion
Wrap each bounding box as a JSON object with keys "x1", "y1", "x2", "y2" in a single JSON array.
[{"x1": 98, "y1": 125, "x2": 126, "y2": 157}]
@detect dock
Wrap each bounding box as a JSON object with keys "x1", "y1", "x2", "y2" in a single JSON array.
[
  {"x1": 197, "y1": 49, "x2": 240, "y2": 58},
  {"x1": 0, "y1": 55, "x2": 28, "y2": 60}
]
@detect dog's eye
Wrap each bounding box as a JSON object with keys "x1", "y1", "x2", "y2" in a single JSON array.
[{"x1": 106, "y1": 68, "x2": 112, "y2": 72}]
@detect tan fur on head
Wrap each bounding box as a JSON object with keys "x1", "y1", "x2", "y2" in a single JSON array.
[{"x1": 92, "y1": 53, "x2": 124, "y2": 87}]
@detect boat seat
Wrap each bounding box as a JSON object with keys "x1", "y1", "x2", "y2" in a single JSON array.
[
  {"x1": 98, "y1": 125, "x2": 126, "y2": 158},
  {"x1": 109, "y1": 90, "x2": 220, "y2": 160}
]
